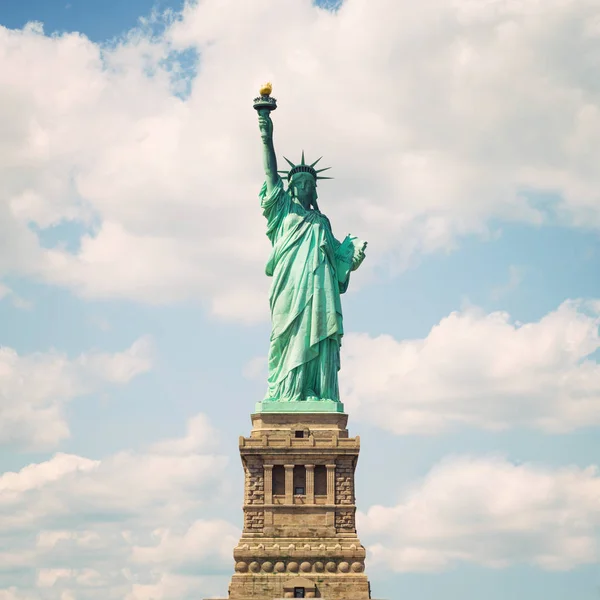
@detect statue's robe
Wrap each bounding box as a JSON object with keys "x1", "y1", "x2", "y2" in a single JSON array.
[{"x1": 260, "y1": 177, "x2": 349, "y2": 403}]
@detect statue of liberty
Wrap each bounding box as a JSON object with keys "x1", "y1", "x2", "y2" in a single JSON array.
[{"x1": 254, "y1": 84, "x2": 367, "y2": 413}]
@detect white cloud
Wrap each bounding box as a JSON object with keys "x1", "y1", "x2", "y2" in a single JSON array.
[
  {"x1": 0, "y1": 336, "x2": 154, "y2": 450},
  {"x1": 0, "y1": 453, "x2": 97, "y2": 495},
  {"x1": 124, "y1": 573, "x2": 228, "y2": 600},
  {"x1": 341, "y1": 299, "x2": 600, "y2": 434},
  {"x1": 88, "y1": 315, "x2": 111, "y2": 332},
  {"x1": 150, "y1": 413, "x2": 220, "y2": 455},
  {"x1": 0, "y1": 413, "x2": 236, "y2": 600},
  {"x1": 359, "y1": 455, "x2": 600, "y2": 572},
  {"x1": 130, "y1": 519, "x2": 239, "y2": 570},
  {"x1": 242, "y1": 355, "x2": 267, "y2": 381},
  {"x1": 0, "y1": 447, "x2": 229, "y2": 534},
  {"x1": 0, "y1": 0, "x2": 598, "y2": 319},
  {"x1": 0, "y1": 284, "x2": 33, "y2": 310},
  {"x1": 0, "y1": 590, "x2": 37, "y2": 600},
  {"x1": 490, "y1": 264, "x2": 525, "y2": 300}
]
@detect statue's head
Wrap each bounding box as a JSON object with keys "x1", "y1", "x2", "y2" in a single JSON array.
[
  {"x1": 290, "y1": 172, "x2": 317, "y2": 209},
  {"x1": 278, "y1": 151, "x2": 332, "y2": 210}
]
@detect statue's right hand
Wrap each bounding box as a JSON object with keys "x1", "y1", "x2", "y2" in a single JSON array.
[{"x1": 258, "y1": 113, "x2": 273, "y2": 142}]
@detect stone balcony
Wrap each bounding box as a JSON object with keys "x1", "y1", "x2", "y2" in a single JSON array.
[{"x1": 239, "y1": 434, "x2": 360, "y2": 450}]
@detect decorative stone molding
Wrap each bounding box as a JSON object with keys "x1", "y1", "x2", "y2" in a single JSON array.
[
  {"x1": 287, "y1": 561, "x2": 299, "y2": 572},
  {"x1": 282, "y1": 577, "x2": 316, "y2": 594},
  {"x1": 240, "y1": 436, "x2": 360, "y2": 449},
  {"x1": 241, "y1": 541, "x2": 364, "y2": 552},
  {"x1": 234, "y1": 558, "x2": 367, "y2": 574}
]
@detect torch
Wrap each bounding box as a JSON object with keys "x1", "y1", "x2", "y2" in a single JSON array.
[{"x1": 253, "y1": 82, "x2": 277, "y2": 116}]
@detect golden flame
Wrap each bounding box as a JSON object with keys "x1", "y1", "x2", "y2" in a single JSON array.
[{"x1": 259, "y1": 82, "x2": 272, "y2": 96}]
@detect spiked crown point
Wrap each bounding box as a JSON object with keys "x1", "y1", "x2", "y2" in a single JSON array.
[{"x1": 278, "y1": 153, "x2": 333, "y2": 183}]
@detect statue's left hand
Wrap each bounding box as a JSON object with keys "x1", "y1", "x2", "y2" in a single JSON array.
[{"x1": 352, "y1": 245, "x2": 366, "y2": 271}]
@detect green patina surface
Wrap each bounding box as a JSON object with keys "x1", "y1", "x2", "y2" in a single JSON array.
[
  {"x1": 253, "y1": 86, "x2": 366, "y2": 414},
  {"x1": 255, "y1": 399, "x2": 345, "y2": 414}
]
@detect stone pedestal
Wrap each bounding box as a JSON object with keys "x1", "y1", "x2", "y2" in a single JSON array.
[{"x1": 216, "y1": 412, "x2": 374, "y2": 600}]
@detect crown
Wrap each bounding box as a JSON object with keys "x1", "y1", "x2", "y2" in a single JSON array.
[{"x1": 278, "y1": 151, "x2": 332, "y2": 183}]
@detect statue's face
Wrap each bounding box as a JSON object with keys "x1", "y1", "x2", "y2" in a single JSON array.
[{"x1": 291, "y1": 174, "x2": 316, "y2": 209}]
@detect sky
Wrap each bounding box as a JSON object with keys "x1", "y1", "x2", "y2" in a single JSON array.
[{"x1": 0, "y1": 0, "x2": 600, "y2": 598}]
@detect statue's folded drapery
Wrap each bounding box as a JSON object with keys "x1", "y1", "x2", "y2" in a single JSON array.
[{"x1": 260, "y1": 177, "x2": 350, "y2": 403}]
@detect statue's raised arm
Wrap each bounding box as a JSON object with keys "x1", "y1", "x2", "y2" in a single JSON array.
[{"x1": 254, "y1": 83, "x2": 278, "y2": 194}]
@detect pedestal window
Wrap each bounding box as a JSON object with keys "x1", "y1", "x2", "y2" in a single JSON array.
[
  {"x1": 272, "y1": 465, "x2": 285, "y2": 496},
  {"x1": 314, "y1": 465, "x2": 327, "y2": 496},
  {"x1": 293, "y1": 465, "x2": 306, "y2": 496}
]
